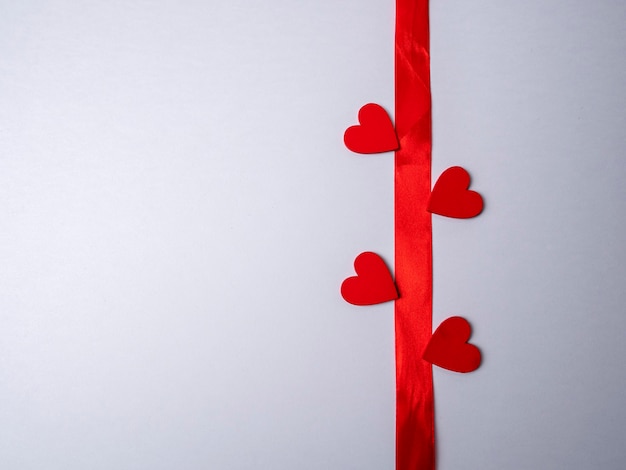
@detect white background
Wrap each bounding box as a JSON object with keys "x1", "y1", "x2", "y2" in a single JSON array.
[{"x1": 1, "y1": 1, "x2": 625, "y2": 469}]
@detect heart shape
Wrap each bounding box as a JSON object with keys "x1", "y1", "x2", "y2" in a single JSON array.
[
  {"x1": 344, "y1": 103, "x2": 399, "y2": 154},
  {"x1": 423, "y1": 316, "x2": 481, "y2": 373},
  {"x1": 341, "y1": 252, "x2": 398, "y2": 305},
  {"x1": 428, "y1": 166, "x2": 483, "y2": 218}
]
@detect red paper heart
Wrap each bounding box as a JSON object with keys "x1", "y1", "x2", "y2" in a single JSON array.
[
  {"x1": 428, "y1": 166, "x2": 483, "y2": 218},
  {"x1": 344, "y1": 103, "x2": 399, "y2": 154},
  {"x1": 423, "y1": 316, "x2": 481, "y2": 373},
  {"x1": 341, "y1": 252, "x2": 398, "y2": 306}
]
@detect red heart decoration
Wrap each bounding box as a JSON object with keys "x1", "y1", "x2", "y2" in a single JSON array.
[
  {"x1": 428, "y1": 166, "x2": 483, "y2": 218},
  {"x1": 341, "y1": 252, "x2": 398, "y2": 306},
  {"x1": 423, "y1": 316, "x2": 481, "y2": 373},
  {"x1": 344, "y1": 103, "x2": 399, "y2": 154}
]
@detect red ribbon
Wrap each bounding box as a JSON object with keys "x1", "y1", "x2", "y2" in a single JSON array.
[{"x1": 394, "y1": 1, "x2": 435, "y2": 470}]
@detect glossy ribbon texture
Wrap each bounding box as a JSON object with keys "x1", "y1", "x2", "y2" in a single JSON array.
[{"x1": 394, "y1": 1, "x2": 435, "y2": 469}]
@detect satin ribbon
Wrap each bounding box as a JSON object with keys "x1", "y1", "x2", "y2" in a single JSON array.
[{"x1": 394, "y1": 1, "x2": 435, "y2": 469}]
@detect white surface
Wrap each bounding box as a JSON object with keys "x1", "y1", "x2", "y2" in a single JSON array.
[{"x1": 0, "y1": 1, "x2": 625, "y2": 469}]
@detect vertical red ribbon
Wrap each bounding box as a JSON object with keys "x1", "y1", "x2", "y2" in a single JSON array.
[{"x1": 394, "y1": 1, "x2": 435, "y2": 470}]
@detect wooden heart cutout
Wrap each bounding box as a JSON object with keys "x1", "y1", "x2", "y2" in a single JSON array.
[
  {"x1": 428, "y1": 166, "x2": 483, "y2": 218},
  {"x1": 423, "y1": 316, "x2": 481, "y2": 373},
  {"x1": 344, "y1": 103, "x2": 399, "y2": 154},
  {"x1": 341, "y1": 252, "x2": 399, "y2": 306}
]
